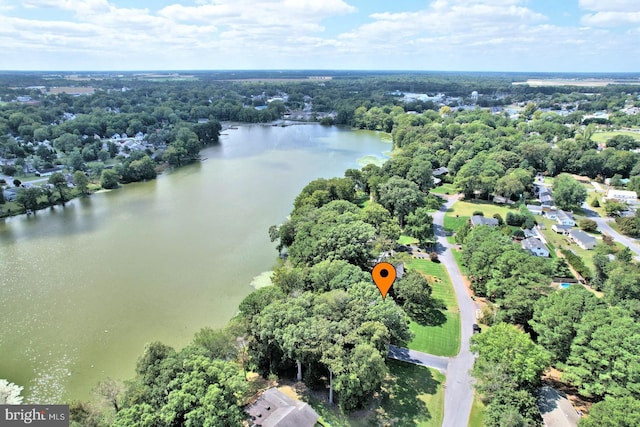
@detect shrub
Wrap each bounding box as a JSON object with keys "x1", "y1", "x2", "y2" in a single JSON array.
[
  {"x1": 472, "y1": 210, "x2": 484, "y2": 216},
  {"x1": 429, "y1": 251, "x2": 439, "y2": 262},
  {"x1": 506, "y1": 212, "x2": 525, "y2": 226},
  {"x1": 560, "y1": 249, "x2": 592, "y2": 282},
  {"x1": 512, "y1": 229, "x2": 525, "y2": 239},
  {"x1": 578, "y1": 219, "x2": 597, "y2": 232},
  {"x1": 493, "y1": 213, "x2": 504, "y2": 226}
]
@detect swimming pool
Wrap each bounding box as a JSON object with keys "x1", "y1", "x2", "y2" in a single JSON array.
[{"x1": 560, "y1": 283, "x2": 572, "y2": 289}]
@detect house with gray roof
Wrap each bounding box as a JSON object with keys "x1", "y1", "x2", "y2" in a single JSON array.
[
  {"x1": 521, "y1": 237, "x2": 549, "y2": 257},
  {"x1": 569, "y1": 229, "x2": 597, "y2": 250},
  {"x1": 556, "y1": 210, "x2": 575, "y2": 227},
  {"x1": 246, "y1": 388, "x2": 318, "y2": 427},
  {"x1": 470, "y1": 215, "x2": 499, "y2": 227},
  {"x1": 526, "y1": 204, "x2": 543, "y2": 215}
]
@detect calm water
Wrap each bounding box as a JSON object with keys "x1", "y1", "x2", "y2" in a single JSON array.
[{"x1": 0, "y1": 124, "x2": 389, "y2": 403}]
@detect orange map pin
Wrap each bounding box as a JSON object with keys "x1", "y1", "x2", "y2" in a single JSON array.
[{"x1": 372, "y1": 262, "x2": 396, "y2": 300}]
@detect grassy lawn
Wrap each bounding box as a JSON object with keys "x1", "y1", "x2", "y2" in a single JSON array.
[
  {"x1": 398, "y1": 234, "x2": 419, "y2": 245},
  {"x1": 539, "y1": 218, "x2": 597, "y2": 267},
  {"x1": 468, "y1": 394, "x2": 487, "y2": 427},
  {"x1": 443, "y1": 214, "x2": 468, "y2": 234},
  {"x1": 592, "y1": 130, "x2": 640, "y2": 144},
  {"x1": 0, "y1": 201, "x2": 25, "y2": 217},
  {"x1": 407, "y1": 314, "x2": 461, "y2": 357},
  {"x1": 429, "y1": 183, "x2": 456, "y2": 195},
  {"x1": 404, "y1": 259, "x2": 461, "y2": 357},
  {"x1": 406, "y1": 259, "x2": 457, "y2": 309},
  {"x1": 381, "y1": 360, "x2": 445, "y2": 427},
  {"x1": 446, "y1": 199, "x2": 519, "y2": 219},
  {"x1": 307, "y1": 360, "x2": 445, "y2": 427}
]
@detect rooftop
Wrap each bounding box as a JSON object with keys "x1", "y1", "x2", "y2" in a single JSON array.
[{"x1": 246, "y1": 388, "x2": 318, "y2": 427}]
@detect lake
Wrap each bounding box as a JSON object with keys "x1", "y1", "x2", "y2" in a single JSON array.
[{"x1": 0, "y1": 124, "x2": 390, "y2": 403}]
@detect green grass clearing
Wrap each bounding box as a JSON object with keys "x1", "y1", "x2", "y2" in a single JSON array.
[
  {"x1": 405, "y1": 259, "x2": 461, "y2": 356},
  {"x1": 592, "y1": 131, "x2": 640, "y2": 144},
  {"x1": 429, "y1": 183, "x2": 456, "y2": 195},
  {"x1": 443, "y1": 214, "x2": 468, "y2": 234},
  {"x1": 406, "y1": 259, "x2": 457, "y2": 309},
  {"x1": 468, "y1": 394, "x2": 487, "y2": 427},
  {"x1": 446, "y1": 199, "x2": 519, "y2": 219},
  {"x1": 381, "y1": 360, "x2": 445, "y2": 427},
  {"x1": 407, "y1": 314, "x2": 461, "y2": 356},
  {"x1": 398, "y1": 234, "x2": 419, "y2": 245}
]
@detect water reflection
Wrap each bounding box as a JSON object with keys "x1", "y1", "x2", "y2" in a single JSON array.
[{"x1": 0, "y1": 124, "x2": 390, "y2": 402}]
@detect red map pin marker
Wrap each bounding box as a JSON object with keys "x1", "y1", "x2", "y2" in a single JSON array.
[{"x1": 372, "y1": 262, "x2": 396, "y2": 300}]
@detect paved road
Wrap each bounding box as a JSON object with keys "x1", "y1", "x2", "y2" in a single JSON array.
[
  {"x1": 433, "y1": 195, "x2": 477, "y2": 427},
  {"x1": 385, "y1": 195, "x2": 477, "y2": 426},
  {"x1": 388, "y1": 344, "x2": 449, "y2": 374},
  {"x1": 581, "y1": 202, "x2": 640, "y2": 259}
]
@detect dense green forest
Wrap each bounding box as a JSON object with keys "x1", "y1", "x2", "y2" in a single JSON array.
[{"x1": 3, "y1": 72, "x2": 640, "y2": 426}]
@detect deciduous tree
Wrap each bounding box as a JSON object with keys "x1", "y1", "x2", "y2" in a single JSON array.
[{"x1": 552, "y1": 173, "x2": 587, "y2": 210}]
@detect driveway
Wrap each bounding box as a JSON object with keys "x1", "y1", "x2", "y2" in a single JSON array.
[
  {"x1": 538, "y1": 385, "x2": 580, "y2": 427},
  {"x1": 388, "y1": 344, "x2": 449, "y2": 374}
]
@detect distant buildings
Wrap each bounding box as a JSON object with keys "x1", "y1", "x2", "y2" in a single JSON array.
[{"x1": 605, "y1": 189, "x2": 638, "y2": 204}]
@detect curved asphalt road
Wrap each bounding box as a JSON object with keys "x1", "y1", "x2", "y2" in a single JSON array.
[
  {"x1": 433, "y1": 196, "x2": 477, "y2": 427},
  {"x1": 581, "y1": 202, "x2": 640, "y2": 259},
  {"x1": 386, "y1": 195, "x2": 477, "y2": 426}
]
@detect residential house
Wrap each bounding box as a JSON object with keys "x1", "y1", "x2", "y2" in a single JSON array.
[
  {"x1": 433, "y1": 167, "x2": 449, "y2": 177},
  {"x1": 2, "y1": 187, "x2": 19, "y2": 201},
  {"x1": 569, "y1": 229, "x2": 597, "y2": 250},
  {"x1": 540, "y1": 190, "x2": 553, "y2": 207},
  {"x1": 246, "y1": 388, "x2": 319, "y2": 427},
  {"x1": 605, "y1": 189, "x2": 638, "y2": 204},
  {"x1": 470, "y1": 215, "x2": 499, "y2": 227},
  {"x1": 521, "y1": 237, "x2": 549, "y2": 257},
  {"x1": 552, "y1": 224, "x2": 573, "y2": 234},
  {"x1": 526, "y1": 204, "x2": 543, "y2": 215},
  {"x1": 556, "y1": 210, "x2": 575, "y2": 227},
  {"x1": 544, "y1": 208, "x2": 558, "y2": 220}
]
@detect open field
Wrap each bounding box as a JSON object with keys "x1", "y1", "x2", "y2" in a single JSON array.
[
  {"x1": 446, "y1": 199, "x2": 520, "y2": 219},
  {"x1": 592, "y1": 130, "x2": 640, "y2": 144}
]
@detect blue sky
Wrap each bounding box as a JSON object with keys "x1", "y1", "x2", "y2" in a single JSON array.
[{"x1": 0, "y1": 0, "x2": 638, "y2": 72}]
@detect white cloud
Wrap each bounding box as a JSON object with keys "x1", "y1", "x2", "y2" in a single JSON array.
[
  {"x1": 582, "y1": 11, "x2": 640, "y2": 27},
  {"x1": 579, "y1": 0, "x2": 640, "y2": 26},
  {"x1": 579, "y1": 0, "x2": 640, "y2": 13},
  {"x1": 0, "y1": 0, "x2": 637, "y2": 71}
]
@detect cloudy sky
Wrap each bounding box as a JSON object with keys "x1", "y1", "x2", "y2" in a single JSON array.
[{"x1": 0, "y1": 0, "x2": 638, "y2": 72}]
